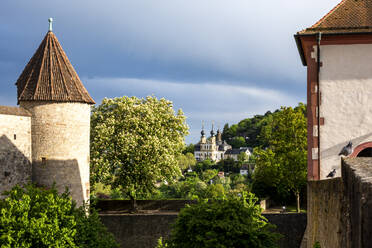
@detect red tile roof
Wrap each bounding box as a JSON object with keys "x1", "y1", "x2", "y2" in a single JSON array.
[
  {"x1": 299, "y1": 0, "x2": 372, "y2": 35},
  {"x1": 16, "y1": 31, "x2": 95, "y2": 104}
]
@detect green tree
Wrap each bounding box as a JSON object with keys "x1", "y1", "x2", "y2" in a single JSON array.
[
  {"x1": 201, "y1": 169, "x2": 218, "y2": 183},
  {"x1": 90, "y1": 96, "x2": 189, "y2": 210},
  {"x1": 216, "y1": 157, "x2": 236, "y2": 173},
  {"x1": 194, "y1": 159, "x2": 214, "y2": 173},
  {"x1": 237, "y1": 151, "x2": 249, "y2": 166},
  {"x1": 177, "y1": 153, "x2": 196, "y2": 171},
  {"x1": 230, "y1": 136, "x2": 246, "y2": 148},
  {"x1": 183, "y1": 144, "x2": 195, "y2": 155},
  {"x1": 0, "y1": 184, "x2": 118, "y2": 248},
  {"x1": 204, "y1": 184, "x2": 226, "y2": 199},
  {"x1": 221, "y1": 111, "x2": 274, "y2": 148},
  {"x1": 253, "y1": 103, "x2": 307, "y2": 212},
  {"x1": 163, "y1": 193, "x2": 281, "y2": 248}
]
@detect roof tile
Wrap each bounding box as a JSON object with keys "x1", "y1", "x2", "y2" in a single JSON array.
[{"x1": 299, "y1": 0, "x2": 372, "y2": 35}]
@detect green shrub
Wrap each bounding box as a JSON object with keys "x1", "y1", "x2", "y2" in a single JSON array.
[
  {"x1": 74, "y1": 206, "x2": 118, "y2": 248},
  {"x1": 0, "y1": 184, "x2": 118, "y2": 248},
  {"x1": 313, "y1": 241, "x2": 321, "y2": 248},
  {"x1": 164, "y1": 192, "x2": 281, "y2": 248}
]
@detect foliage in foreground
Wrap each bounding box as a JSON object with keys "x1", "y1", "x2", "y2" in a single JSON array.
[
  {"x1": 90, "y1": 96, "x2": 189, "y2": 206},
  {"x1": 159, "y1": 193, "x2": 281, "y2": 248},
  {"x1": 0, "y1": 184, "x2": 118, "y2": 248}
]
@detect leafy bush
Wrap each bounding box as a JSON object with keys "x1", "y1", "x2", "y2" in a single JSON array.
[
  {"x1": 313, "y1": 241, "x2": 321, "y2": 248},
  {"x1": 0, "y1": 184, "x2": 118, "y2": 248},
  {"x1": 163, "y1": 193, "x2": 281, "y2": 248}
]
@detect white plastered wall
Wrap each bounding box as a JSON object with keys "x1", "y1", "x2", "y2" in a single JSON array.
[{"x1": 318, "y1": 44, "x2": 372, "y2": 179}]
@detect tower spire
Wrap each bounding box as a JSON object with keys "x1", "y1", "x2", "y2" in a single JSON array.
[
  {"x1": 201, "y1": 121, "x2": 205, "y2": 136},
  {"x1": 210, "y1": 121, "x2": 215, "y2": 136},
  {"x1": 48, "y1": 18, "x2": 53, "y2": 32}
]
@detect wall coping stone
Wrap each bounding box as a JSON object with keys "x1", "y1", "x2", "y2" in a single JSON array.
[{"x1": 0, "y1": 106, "x2": 31, "y2": 117}]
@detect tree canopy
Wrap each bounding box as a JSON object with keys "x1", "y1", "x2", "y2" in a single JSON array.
[
  {"x1": 252, "y1": 103, "x2": 307, "y2": 212},
  {"x1": 90, "y1": 96, "x2": 189, "y2": 206},
  {"x1": 222, "y1": 111, "x2": 274, "y2": 148}
]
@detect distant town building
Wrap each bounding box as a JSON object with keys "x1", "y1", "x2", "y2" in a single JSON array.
[
  {"x1": 194, "y1": 125, "x2": 251, "y2": 162},
  {"x1": 224, "y1": 147, "x2": 252, "y2": 161},
  {"x1": 240, "y1": 165, "x2": 249, "y2": 176},
  {"x1": 218, "y1": 171, "x2": 225, "y2": 178}
]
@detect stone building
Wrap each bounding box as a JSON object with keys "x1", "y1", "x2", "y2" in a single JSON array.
[
  {"x1": 295, "y1": 0, "x2": 372, "y2": 180},
  {"x1": 194, "y1": 125, "x2": 251, "y2": 162},
  {"x1": 0, "y1": 20, "x2": 95, "y2": 206}
]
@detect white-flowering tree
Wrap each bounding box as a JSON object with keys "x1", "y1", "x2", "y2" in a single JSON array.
[{"x1": 90, "y1": 96, "x2": 189, "y2": 210}]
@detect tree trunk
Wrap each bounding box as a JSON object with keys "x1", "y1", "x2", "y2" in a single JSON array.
[
  {"x1": 296, "y1": 191, "x2": 300, "y2": 213},
  {"x1": 130, "y1": 195, "x2": 138, "y2": 213}
]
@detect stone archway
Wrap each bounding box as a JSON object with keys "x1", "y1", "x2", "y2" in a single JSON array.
[{"x1": 350, "y1": 142, "x2": 372, "y2": 157}]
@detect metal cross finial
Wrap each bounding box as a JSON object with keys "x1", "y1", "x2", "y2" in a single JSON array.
[
  {"x1": 202, "y1": 121, "x2": 205, "y2": 130},
  {"x1": 48, "y1": 18, "x2": 53, "y2": 32}
]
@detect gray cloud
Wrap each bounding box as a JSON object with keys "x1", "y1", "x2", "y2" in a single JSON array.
[
  {"x1": 85, "y1": 77, "x2": 302, "y2": 143},
  {"x1": 0, "y1": 0, "x2": 341, "y2": 142}
]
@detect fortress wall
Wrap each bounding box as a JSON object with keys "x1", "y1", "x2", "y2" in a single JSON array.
[
  {"x1": 0, "y1": 111, "x2": 32, "y2": 196},
  {"x1": 342, "y1": 157, "x2": 372, "y2": 248},
  {"x1": 306, "y1": 178, "x2": 344, "y2": 248},
  {"x1": 307, "y1": 158, "x2": 372, "y2": 248},
  {"x1": 20, "y1": 101, "x2": 91, "y2": 206},
  {"x1": 100, "y1": 213, "x2": 306, "y2": 248},
  {"x1": 98, "y1": 200, "x2": 306, "y2": 248}
]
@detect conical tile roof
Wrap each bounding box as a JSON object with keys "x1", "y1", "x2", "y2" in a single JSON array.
[
  {"x1": 16, "y1": 31, "x2": 95, "y2": 104},
  {"x1": 299, "y1": 0, "x2": 372, "y2": 35}
]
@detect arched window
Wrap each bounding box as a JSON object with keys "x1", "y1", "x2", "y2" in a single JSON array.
[
  {"x1": 350, "y1": 142, "x2": 372, "y2": 157},
  {"x1": 357, "y1": 148, "x2": 372, "y2": 157}
]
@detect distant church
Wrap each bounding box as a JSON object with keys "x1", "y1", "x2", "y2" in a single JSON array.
[
  {"x1": 0, "y1": 19, "x2": 94, "y2": 206},
  {"x1": 194, "y1": 125, "x2": 251, "y2": 162}
]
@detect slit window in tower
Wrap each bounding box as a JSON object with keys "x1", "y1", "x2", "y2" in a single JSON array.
[
  {"x1": 41, "y1": 157, "x2": 46, "y2": 166},
  {"x1": 14, "y1": 134, "x2": 16, "y2": 140}
]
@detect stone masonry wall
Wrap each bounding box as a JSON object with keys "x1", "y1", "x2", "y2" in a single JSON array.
[
  {"x1": 98, "y1": 200, "x2": 306, "y2": 248},
  {"x1": 342, "y1": 157, "x2": 372, "y2": 248},
  {"x1": 20, "y1": 101, "x2": 91, "y2": 206},
  {"x1": 306, "y1": 158, "x2": 372, "y2": 248},
  {"x1": 0, "y1": 112, "x2": 32, "y2": 197},
  {"x1": 306, "y1": 178, "x2": 344, "y2": 248}
]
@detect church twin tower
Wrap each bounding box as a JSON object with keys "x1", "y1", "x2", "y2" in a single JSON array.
[{"x1": 0, "y1": 21, "x2": 94, "y2": 206}]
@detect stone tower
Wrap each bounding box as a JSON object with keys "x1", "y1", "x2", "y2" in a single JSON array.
[
  {"x1": 295, "y1": 0, "x2": 372, "y2": 180},
  {"x1": 15, "y1": 22, "x2": 95, "y2": 205}
]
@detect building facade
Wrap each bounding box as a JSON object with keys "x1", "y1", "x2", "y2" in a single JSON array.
[
  {"x1": 0, "y1": 23, "x2": 94, "y2": 206},
  {"x1": 295, "y1": 0, "x2": 372, "y2": 180},
  {"x1": 194, "y1": 126, "x2": 251, "y2": 162}
]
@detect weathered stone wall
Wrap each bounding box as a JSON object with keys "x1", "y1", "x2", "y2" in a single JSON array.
[
  {"x1": 0, "y1": 111, "x2": 32, "y2": 197},
  {"x1": 265, "y1": 214, "x2": 307, "y2": 248},
  {"x1": 306, "y1": 158, "x2": 372, "y2": 248},
  {"x1": 20, "y1": 101, "x2": 91, "y2": 206},
  {"x1": 97, "y1": 199, "x2": 197, "y2": 212},
  {"x1": 101, "y1": 213, "x2": 178, "y2": 248},
  {"x1": 342, "y1": 157, "x2": 372, "y2": 248},
  {"x1": 98, "y1": 200, "x2": 307, "y2": 248},
  {"x1": 306, "y1": 178, "x2": 344, "y2": 248}
]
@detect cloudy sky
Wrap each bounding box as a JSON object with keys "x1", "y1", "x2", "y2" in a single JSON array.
[{"x1": 0, "y1": 0, "x2": 340, "y2": 143}]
